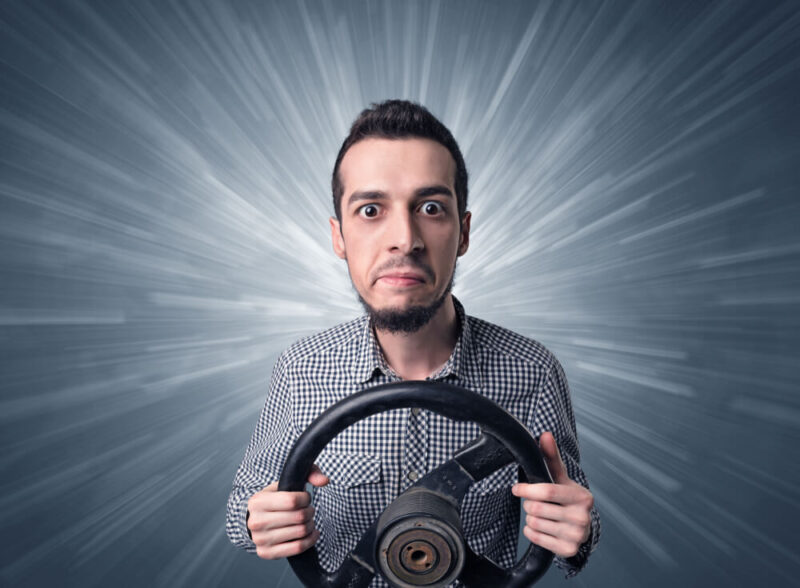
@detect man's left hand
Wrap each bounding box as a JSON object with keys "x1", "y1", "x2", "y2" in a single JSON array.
[{"x1": 511, "y1": 431, "x2": 594, "y2": 558}]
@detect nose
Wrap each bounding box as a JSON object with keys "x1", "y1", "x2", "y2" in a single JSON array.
[{"x1": 386, "y1": 209, "x2": 424, "y2": 254}]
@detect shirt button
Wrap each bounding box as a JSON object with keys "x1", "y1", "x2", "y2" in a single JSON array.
[
  {"x1": 411, "y1": 408, "x2": 420, "y2": 416},
  {"x1": 407, "y1": 470, "x2": 419, "y2": 481}
]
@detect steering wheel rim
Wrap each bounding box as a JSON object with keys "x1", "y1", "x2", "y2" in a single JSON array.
[{"x1": 278, "y1": 380, "x2": 555, "y2": 587}]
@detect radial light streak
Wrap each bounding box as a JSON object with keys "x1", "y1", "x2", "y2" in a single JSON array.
[{"x1": 1, "y1": 1, "x2": 799, "y2": 587}]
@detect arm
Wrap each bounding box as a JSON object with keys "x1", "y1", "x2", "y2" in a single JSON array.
[
  {"x1": 515, "y1": 357, "x2": 601, "y2": 577},
  {"x1": 226, "y1": 353, "x2": 324, "y2": 556}
]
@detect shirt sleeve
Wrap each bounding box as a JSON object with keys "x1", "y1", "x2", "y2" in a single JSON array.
[
  {"x1": 225, "y1": 352, "x2": 299, "y2": 551},
  {"x1": 529, "y1": 356, "x2": 601, "y2": 578}
]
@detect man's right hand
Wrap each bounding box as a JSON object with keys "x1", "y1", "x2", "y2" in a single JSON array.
[{"x1": 247, "y1": 464, "x2": 329, "y2": 560}]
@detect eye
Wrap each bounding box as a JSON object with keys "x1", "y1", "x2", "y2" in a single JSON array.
[
  {"x1": 358, "y1": 204, "x2": 380, "y2": 218},
  {"x1": 420, "y1": 201, "x2": 444, "y2": 216}
]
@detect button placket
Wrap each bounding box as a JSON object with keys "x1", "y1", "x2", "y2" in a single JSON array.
[{"x1": 402, "y1": 406, "x2": 429, "y2": 491}]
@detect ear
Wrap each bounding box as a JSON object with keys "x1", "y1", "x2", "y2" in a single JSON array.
[
  {"x1": 457, "y1": 211, "x2": 471, "y2": 256},
  {"x1": 330, "y1": 217, "x2": 346, "y2": 259}
]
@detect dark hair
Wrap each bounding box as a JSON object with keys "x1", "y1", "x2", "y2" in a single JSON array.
[{"x1": 331, "y1": 100, "x2": 468, "y2": 221}]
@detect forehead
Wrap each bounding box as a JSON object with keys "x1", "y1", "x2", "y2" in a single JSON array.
[{"x1": 339, "y1": 137, "x2": 456, "y2": 198}]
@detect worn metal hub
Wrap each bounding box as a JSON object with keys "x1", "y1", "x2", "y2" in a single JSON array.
[{"x1": 376, "y1": 488, "x2": 466, "y2": 587}]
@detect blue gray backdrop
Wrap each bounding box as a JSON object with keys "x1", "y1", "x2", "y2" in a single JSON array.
[{"x1": 1, "y1": 1, "x2": 799, "y2": 587}]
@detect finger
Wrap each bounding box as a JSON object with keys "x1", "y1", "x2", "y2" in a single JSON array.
[
  {"x1": 512, "y1": 482, "x2": 582, "y2": 504},
  {"x1": 256, "y1": 529, "x2": 320, "y2": 560},
  {"x1": 522, "y1": 525, "x2": 579, "y2": 558},
  {"x1": 251, "y1": 489, "x2": 311, "y2": 512},
  {"x1": 308, "y1": 464, "x2": 330, "y2": 487},
  {"x1": 248, "y1": 505, "x2": 315, "y2": 532},
  {"x1": 254, "y1": 519, "x2": 316, "y2": 546},
  {"x1": 523, "y1": 499, "x2": 592, "y2": 530},
  {"x1": 521, "y1": 499, "x2": 567, "y2": 522},
  {"x1": 538, "y1": 432, "x2": 569, "y2": 484},
  {"x1": 525, "y1": 515, "x2": 587, "y2": 545}
]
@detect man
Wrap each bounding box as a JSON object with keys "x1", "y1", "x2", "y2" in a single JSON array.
[{"x1": 227, "y1": 100, "x2": 600, "y2": 584}]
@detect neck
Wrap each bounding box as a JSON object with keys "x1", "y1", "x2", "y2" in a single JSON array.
[{"x1": 374, "y1": 295, "x2": 459, "y2": 381}]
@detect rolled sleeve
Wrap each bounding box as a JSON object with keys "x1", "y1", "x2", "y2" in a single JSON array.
[
  {"x1": 225, "y1": 353, "x2": 298, "y2": 551},
  {"x1": 530, "y1": 356, "x2": 601, "y2": 577}
]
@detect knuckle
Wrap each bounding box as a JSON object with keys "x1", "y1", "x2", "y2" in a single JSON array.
[
  {"x1": 296, "y1": 508, "x2": 314, "y2": 523},
  {"x1": 304, "y1": 530, "x2": 320, "y2": 549},
  {"x1": 290, "y1": 493, "x2": 309, "y2": 509},
  {"x1": 522, "y1": 500, "x2": 533, "y2": 513},
  {"x1": 255, "y1": 546, "x2": 271, "y2": 560}
]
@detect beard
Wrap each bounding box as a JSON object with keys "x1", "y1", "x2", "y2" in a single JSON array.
[{"x1": 358, "y1": 264, "x2": 457, "y2": 334}]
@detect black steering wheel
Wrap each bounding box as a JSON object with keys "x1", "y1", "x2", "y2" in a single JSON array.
[{"x1": 278, "y1": 381, "x2": 554, "y2": 587}]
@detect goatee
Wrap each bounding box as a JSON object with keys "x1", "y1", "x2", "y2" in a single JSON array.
[{"x1": 359, "y1": 273, "x2": 455, "y2": 334}]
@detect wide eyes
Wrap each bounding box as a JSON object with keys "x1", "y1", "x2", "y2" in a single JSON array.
[
  {"x1": 358, "y1": 204, "x2": 380, "y2": 218},
  {"x1": 356, "y1": 201, "x2": 445, "y2": 219},
  {"x1": 420, "y1": 201, "x2": 444, "y2": 216}
]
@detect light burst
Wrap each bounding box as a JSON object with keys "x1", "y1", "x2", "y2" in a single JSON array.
[{"x1": 1, "y1": 1, "x2": 799, "y2": 586}]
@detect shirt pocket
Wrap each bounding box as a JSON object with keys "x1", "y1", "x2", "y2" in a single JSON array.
[
  {"x1": 460, "y1": 463, "x2": 518, "y2": 539},
  {"x1": 314, "y1": 451, "x2": 386, "y2": 539},
  {"x1": 317, "y1": 451, "x2": 382, "y2": 488}
]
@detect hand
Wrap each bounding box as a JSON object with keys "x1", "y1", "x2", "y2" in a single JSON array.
[
  {"x1": 511, "y1": 431, "x2": 593, "y2": 558},
  {"x1": 247, "y1": 464, "x2": 329, "y2": 560}
]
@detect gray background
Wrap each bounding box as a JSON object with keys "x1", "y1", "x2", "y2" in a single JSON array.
[{"x1": 1, "y1": 1, "x2": 799, "y2": 586}]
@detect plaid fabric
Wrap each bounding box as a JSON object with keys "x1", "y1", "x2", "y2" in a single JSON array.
[{"x1": 227, "y1": 298, "x2": 600, "y2": 584}]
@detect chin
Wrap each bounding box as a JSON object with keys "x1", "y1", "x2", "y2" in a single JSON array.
[{"x1": 358, "y1": 289, "x2": 451, "y2": 334}]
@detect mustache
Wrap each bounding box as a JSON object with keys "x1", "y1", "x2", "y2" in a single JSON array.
[{"x1": 372, "y1": 256, "x2": 435, "y2": 282}]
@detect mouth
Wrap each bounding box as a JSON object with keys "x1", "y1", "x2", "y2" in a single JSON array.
[{"x1": 376, "y1": 270, "x2": 427, "y2": 288}]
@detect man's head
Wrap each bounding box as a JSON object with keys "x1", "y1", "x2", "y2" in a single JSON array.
[{"x1": 329, "y1": 101, "x2": 471, "y2": 334}]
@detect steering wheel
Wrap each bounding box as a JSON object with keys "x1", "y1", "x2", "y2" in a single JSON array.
[{"x1": 278, "y1": 380, "x2": 554, "y2": 587}]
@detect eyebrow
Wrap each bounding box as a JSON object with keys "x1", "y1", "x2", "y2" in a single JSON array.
[
  {"x1": 415, "y1": 185, "x2": 454, "y2": 199},
  {"x1": 346, "y1": 185, "x2": 454, "y2": 207}
]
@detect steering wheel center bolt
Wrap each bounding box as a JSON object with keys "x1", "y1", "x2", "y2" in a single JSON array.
[
  {"x1": 401, "y1": 540, "x2": 438, "y2": 572},
  {"x1": 376, "y1": 488, "x2": 466, "y2": 587}
]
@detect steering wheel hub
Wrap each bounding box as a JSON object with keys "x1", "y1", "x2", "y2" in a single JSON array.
[{"x1": 376, "y1": 487, "x2": 465, "y2": 587}]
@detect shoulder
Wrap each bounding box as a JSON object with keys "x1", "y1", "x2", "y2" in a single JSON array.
[
  {"x1": 466, "y1": 313, "x2": 558, "y2": 371},
  {"x1": 278, "y1": 315, "x2": 366, "y2": 368}
]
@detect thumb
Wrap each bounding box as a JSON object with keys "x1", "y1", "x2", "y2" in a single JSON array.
[
  {"x1": 308, "y1": 463, "x2": 329, "y2": 488},
  {"x1": 539, "y1": 431, "x2": 570, "y2": 484}
]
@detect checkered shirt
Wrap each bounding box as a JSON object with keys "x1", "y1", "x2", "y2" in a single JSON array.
[{"x1": 226, "y1": 298, "x2": 600, "y2": 585}]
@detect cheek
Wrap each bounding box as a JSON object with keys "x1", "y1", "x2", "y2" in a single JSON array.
[
  {"x1": 342, "y1": 235, "x2": 373, "y2": 278},
  {"x1": 430, "y1": 227, "x2": 461, "y2": 258}
]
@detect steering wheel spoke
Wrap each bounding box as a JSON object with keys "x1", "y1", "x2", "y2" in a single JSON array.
[
  {"x1": 327, "y1": 552, "x2": 375, "y2": 588},
  {"x1": 452, "y1": 431, "x2": 516, "y2": 482},
  {"x1": 460, "y1": 545, "x2": 509, "y2": 587}
]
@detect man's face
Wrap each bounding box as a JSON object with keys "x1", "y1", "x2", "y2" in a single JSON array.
[{"x1": 330, "y1": 137, "x2": 470, "y2": 330}]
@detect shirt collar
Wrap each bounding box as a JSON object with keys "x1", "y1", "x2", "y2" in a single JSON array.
[{"x1": 349, "y1": 296, "x2": 484, "y2": 389}]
